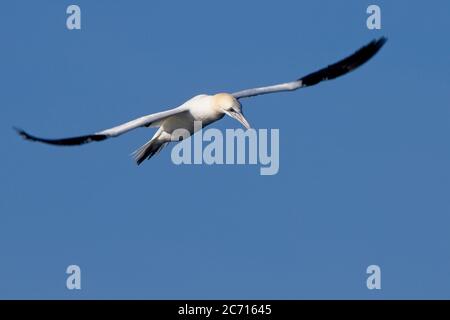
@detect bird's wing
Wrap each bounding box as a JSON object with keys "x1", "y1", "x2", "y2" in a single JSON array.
[
  {"x1": 232, "y1": 37, "x2": 387, "y2": 99},
  {"x1": 15, "y1": 106, "x2": 190, "y2": 146}
]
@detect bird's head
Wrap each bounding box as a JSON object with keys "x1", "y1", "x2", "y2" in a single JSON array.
[{"x1": 213, "y1": 93, "x2": 250, "y2": 129}]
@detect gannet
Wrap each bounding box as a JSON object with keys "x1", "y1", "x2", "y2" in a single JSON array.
[{"x1": 16, "y1": 37, "x2": 387, "y2": 165}]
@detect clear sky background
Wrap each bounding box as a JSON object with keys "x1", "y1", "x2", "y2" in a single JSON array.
[{"x1": 0, "y1": 1, "x2": 449, "y2": 299}]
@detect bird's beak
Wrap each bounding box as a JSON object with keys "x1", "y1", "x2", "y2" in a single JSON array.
[{"x1": 226, "y1": 110, "x2": 251, "y2": 129}]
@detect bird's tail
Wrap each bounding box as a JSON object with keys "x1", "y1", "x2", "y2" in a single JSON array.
[{"x1": 132, "y1": 138, "x2": 168, "y2": 165}]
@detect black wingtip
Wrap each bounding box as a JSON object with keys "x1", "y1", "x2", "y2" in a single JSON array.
[
  {"x1": 299, "y1": 36, "x2": 388, "y2": 87},
  {"x1": 14, "y1": 127, "x2": 35, "y2": 141},
  {"x1": 378, "y1": 36, "x2": 388, "y2": 46},
  {"x1": 14, "y1": 127, "x2": 108, "y2": 146},
  {"x1": 357, "y1": 36, "x2": 388, "y2": 64},
  {"x1": 371, "y1": 36, "x2": 388, "y2": 54},
  {"x1": 14, "y1": 127, "x2": 46, "y2": 143}
]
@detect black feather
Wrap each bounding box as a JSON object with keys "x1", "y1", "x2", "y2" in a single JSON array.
[
  {"x1": 299, "y1": 37, "x2": 387, "y2": 87},
  {"x1": 14, "y1": 127, "x2": 107, "y2": 146}
]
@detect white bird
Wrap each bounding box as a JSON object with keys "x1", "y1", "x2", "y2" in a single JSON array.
[{"x1": 16, "y1": 37, "x2": 387, "y2": 165}]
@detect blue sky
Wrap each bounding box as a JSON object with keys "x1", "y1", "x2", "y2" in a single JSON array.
[{"x1": 0, "y1": 0, "x2": 449, "y2": 299}]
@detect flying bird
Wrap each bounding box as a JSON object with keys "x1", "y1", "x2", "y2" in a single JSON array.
[{"x1": 16, "y1": 37, "x2": 387, "y2": 165}]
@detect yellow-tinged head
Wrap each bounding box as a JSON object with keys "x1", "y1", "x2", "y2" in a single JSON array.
[{"x1": 212, "y1": 93, "x2": 251, "y2": 129}]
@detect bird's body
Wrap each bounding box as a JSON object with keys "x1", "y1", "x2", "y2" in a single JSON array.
[
  {"x1": 132, "y1": 94, "x2": 234, "y2": 164},
  {"x1": 161, "y1": 94, "x2": 223, "y2": 134},
  {"x1": 16, "y1": 38, "x2": 387, "y2": 165}
]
